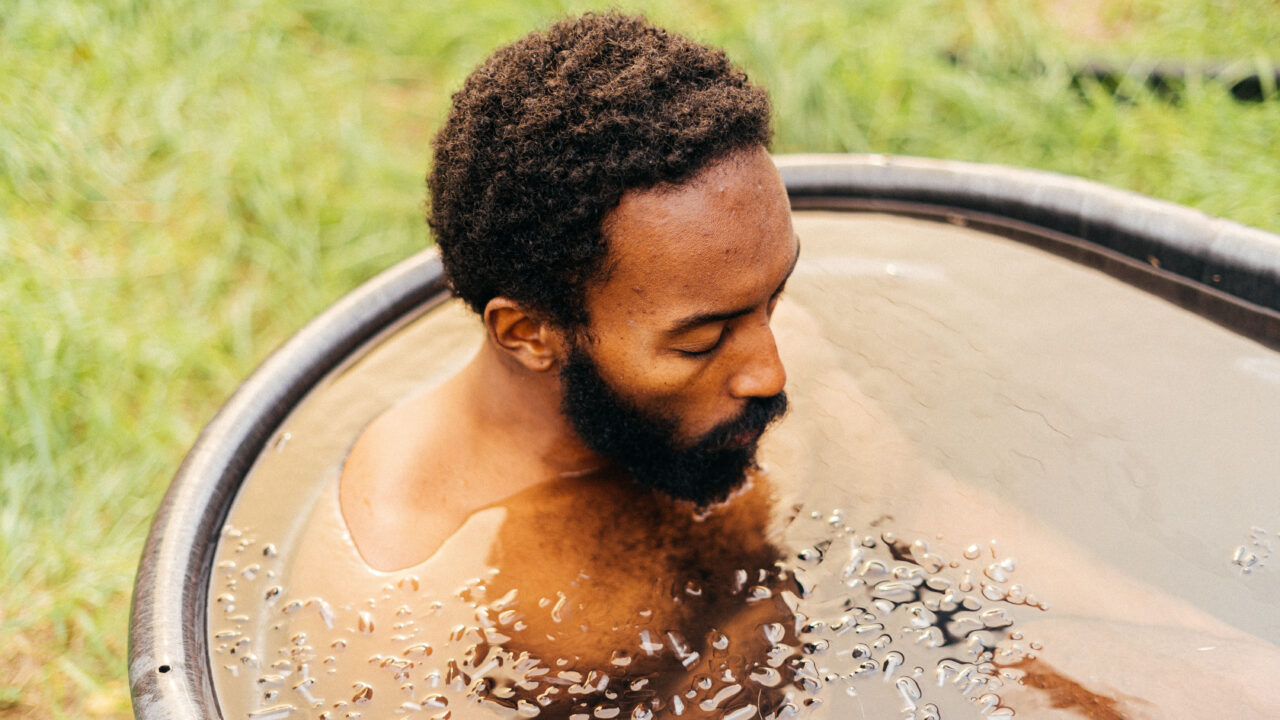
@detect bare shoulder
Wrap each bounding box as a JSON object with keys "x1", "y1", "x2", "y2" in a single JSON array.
[{"x1": 338, "y1": 383, "x2": 469, "y2": 570}]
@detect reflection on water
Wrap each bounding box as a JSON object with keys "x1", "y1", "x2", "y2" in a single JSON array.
[{"x1": 210, "y1": 212, "x2": 1280, "y2": 719}]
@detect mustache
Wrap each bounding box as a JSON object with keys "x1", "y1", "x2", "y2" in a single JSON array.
[{"x1": 699, "y1": 391, "x2": 789, "y2": 450}]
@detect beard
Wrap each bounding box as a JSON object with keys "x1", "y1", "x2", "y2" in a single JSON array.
[{"x1": 558, "y1": 343, "x2": 788, "y2": 507}]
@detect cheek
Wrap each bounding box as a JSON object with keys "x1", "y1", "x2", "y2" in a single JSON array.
[{"x1": 593, "y1": 336, "x2": 720, "y2": 410}]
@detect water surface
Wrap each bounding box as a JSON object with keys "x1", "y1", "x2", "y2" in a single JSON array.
[{"x1": 210, "y1": 211, "x2": 1280, "y2": 719}]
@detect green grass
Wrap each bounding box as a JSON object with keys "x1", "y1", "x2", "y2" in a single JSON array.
[{"x1": 1, "y1": 0, "x2": 1277, "y2": 716}]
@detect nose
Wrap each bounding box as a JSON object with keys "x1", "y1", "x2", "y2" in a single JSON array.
[{"x1": 728, "y1": 323, "x2": 787, "y2": 399}]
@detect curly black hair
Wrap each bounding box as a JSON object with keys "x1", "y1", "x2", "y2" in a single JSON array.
[{"x1": 427, "y1": 12, "x2": 773, "y2": 328}]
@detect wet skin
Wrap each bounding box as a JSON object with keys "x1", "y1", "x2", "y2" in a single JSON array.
[
  {"x1": 339, "y1": 146, "x2": 801, "y2": 712},
  {"x1": 340, "y1": 145, "x2": 799, "y2": 571}
]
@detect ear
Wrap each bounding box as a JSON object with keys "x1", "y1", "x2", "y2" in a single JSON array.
[{"x1": 482, "y1": 297, "x2": 563, "y2": 372}]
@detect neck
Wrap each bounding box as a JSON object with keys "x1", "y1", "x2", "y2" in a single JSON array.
[{"x1": 458, "y1": 341, "x2": 610, "y2": 478}]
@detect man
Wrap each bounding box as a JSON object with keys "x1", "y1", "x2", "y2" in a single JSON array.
[{"x1": 339, "y1": 12, "x2": 801, "y2": 717}]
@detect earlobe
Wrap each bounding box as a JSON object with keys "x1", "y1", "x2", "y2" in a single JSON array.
[{"x1": 483, "y1": 298, "x2": 560, "y2": 372}]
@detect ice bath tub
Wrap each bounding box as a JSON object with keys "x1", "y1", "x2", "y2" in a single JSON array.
[{"x1": 130, "y1": 155, "x2": 1280, "y2": 719}]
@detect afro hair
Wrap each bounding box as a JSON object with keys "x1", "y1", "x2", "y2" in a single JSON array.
[{"x1": 427, "y1": 12, "x2": 773, "y2": 328}]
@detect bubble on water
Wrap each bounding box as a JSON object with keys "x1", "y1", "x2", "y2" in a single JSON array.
[
  {"x1": 981, "y1": 608, "x2": 1013, "y2": 629},
  {"x1": 872, "y1": 580, "x2": 916, "y2": 603},
  {"x1": 881, "y1": 650, "x2": 905, "y2": 678},
  {"x1": 981, "y1": 583, "x2": 1006, "y2": 602},
  {"x1": 983, "y1": 563, "x2": 1008, "y2": 583},
  {"x1": 802, "y1": 639, "x2": 829, "y2": 655}
]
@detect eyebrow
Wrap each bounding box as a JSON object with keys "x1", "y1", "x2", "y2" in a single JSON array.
[{"x1": 665, "y1": 236, "x2": 802, "y2": 336}]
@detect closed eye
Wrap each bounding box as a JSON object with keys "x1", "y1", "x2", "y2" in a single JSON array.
[{"x1": 673, "y1": 329, "x2": 726, "y2": 357}]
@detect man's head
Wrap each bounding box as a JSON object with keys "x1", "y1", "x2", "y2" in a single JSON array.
[
  {"x1": 429, "y1": 13, "x2": 796, "y2": 504},
  {"x1": 429, "y1": 12, "x2": 773, "y2": 328}
]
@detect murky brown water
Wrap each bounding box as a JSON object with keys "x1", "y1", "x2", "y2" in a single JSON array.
[{"x1": 209, "y1": 211, "x2": 1280, "y2": 719}]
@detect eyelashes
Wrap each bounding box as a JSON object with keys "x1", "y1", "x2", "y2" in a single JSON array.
[{"x1": 675, "y1": 330, "x2": 725, "y2": 357}]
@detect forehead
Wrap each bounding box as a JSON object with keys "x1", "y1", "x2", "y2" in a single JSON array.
[{"x1": 590, "y1": 149, "x2": 795, "y2": 326}]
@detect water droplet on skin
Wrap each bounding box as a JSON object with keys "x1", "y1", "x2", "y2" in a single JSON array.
[
  {"x1": 357, "y1": 612, "x2": 375, "y2": 634},
  {"x1": 593, "y1": 703, "x2": 620, "y2": 718},
  {"x1": 745, "y1": 585, "x2": 772, "y2": 602}
]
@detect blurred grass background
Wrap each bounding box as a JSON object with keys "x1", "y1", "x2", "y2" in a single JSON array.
[{"x1": 1, "y1": 0, "x2": 1277, "y2": 716}]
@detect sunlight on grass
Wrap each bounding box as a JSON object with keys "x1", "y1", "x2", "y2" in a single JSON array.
[{"x1": 1, "y1": 0, "x2": 1277, "y2": 716}]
